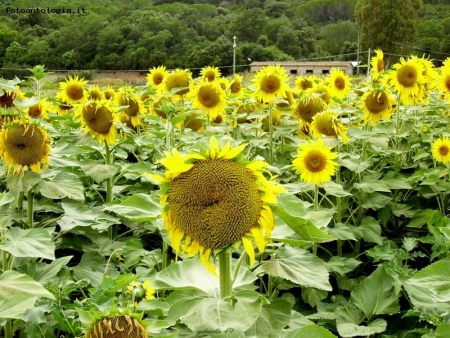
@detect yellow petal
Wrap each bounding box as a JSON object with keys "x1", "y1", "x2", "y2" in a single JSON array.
[
  {"x1": 250, "y1": 227, "x2": 266, "y2": 253},
  {"x1": 245, "y1": 160, "x2": 268, "y2": 172},
  {"x1": 217, "y1": 140, "x2": 231, "y2": 158},
  {"x1": 146, "y1": 173, "x2": 170, "y2": 183},
  {"x1": 242, "y1": 237, "x2": 255, "y2": 267},
  {"x1": 200, "y1": 247, "x2": 218, "y2": 276},
  {"x1": 221, "y1": 142, "x2": 248, "y2": 160},
  {"x1": 209, "y1": 136, "x2": 220, "y2": 159}
]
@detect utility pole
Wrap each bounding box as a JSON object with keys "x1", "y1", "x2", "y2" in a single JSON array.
[{"x1": 233, "y1": 36, "x2": 236, "y2": 75}]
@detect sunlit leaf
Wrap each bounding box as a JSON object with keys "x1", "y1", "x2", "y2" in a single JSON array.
[{"x1": 0, "y1": 227, "x2": 55, "y2": 260}]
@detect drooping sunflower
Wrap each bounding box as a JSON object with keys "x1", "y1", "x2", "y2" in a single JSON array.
[
  {"x1": 163, "y1": 69, "x2": 192, "y2": 96},
  {"x1": 0, "y1": 87, "x2": 25, "y2": 108},
  {"x1": 114, "y1": 87, "x2": 145, "y2": 127},
  {"x1": 292, "y1": 138, "x2": 338, "y2": 185},
  {"x1": 147, "y1": 66, "x2": 169, "y2": 90},
  {"x1": 253, "y1": 65, "x2": 289, "y2": 103},
  {"x1": 229, "y1": 74, "x2": 243, "y2": 95},
  {"x1": 386, "y1": 57, "x2": 425, "y2": 105},
  {"x1": 84, "y1": 314, "x2": 147, "y2": 338},
  {"x1": 310, "y1": 110, "x2": 349, "y2": 144},
  {"x1": 0, "y1": 119, "x2": 51, "y2": 176},
  {"x1": 361, "y1": 87, "x2": 396, "y2": 125},
  {"x1": 58, "y1": 75, "x2": 88, "y2": 104},
  {"x1": 200, "y1": 66, "x2": 221, "y2": 82},
  {"x1": 148, "y1": 137, "x2": 285, "y2": 273},
  {"x1": 88, "y1": 85, "x2": 106, "y2": 101},
  {"x1": 329, "y1": 68, "x2": 352, "y2": 99},
  {"x1": 310, "y1": 84, "x2": 332, "y2": 104},
  {"x1": 183, "y1": 112, "x2": 205, "y2": 132},
  {"x1": 291, "y1": 95, "x2": 327, "y2": 123},
  {"x1": 151, "y1": 95, "x2": 173, "y2": 119},
  {"x1": 188, "y1": 81, "x2": 227, "y2": 120},
  {"x1": 54, "y1": 99, "x2": 74, "y2": 115},
  {"x1": 371, "y1": 49, "x2": 385, "y2": 80},
  {"x1": 294, "y1": 75, "x2": 315, "y2": 92},
  {"x1": 104, "y1": 86, "x2": 116, "y2": 100},
  {"x1": 76, "y1": 100, "x2": 118, "y2": 145},
  {"x1": 25, "y1": 98, "x2": 50, "y2": 119},
  {"x1": 432, "y1": 137, "x2": 450, "y2": 164}
]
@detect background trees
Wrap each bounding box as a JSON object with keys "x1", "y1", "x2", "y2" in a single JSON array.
[{"x1": 0, "y1": 0, "x2": 448, "y2": 77}]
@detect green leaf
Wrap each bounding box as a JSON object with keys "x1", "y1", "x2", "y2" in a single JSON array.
[
  {"x1": 327, "y1": 223, "x2": 357, "y2": 241},
  {"x1": 6, "y1": 171, "x2": 41, "y2": 195},
  {"x1": 292, "y1": 324, "x2": 337, "y2": 338},
  {"x1": 34, "y1": 256, "x2": 73, "y2": 283},
  {"x1": 104, "y1": 193, "x2": 161, "y2": 222},
  {"x1": 0, "y1": 227, "x2": 55, "y2": 260},
  {"x1": 354, "y1": 216, "x2": 383, "y2": 244},
  {"x1": 322, "y1": 182, "x2": 352, "y2": 197},
  {"x1": 13, "y1": 96, "x2": 40, "y2": 109},
  {"x1": 403, "y1": 260, "x2": 450, "y2": 312},
  {"x1": 381, "y1": 171, "x2": 412, "y2": 190},
  {"x1": 337, "y1": 318, "x2": 387, "y2": 337},
  {"x1": 59, "y1": 202, "x2": 119, "y2": 232},
  {"x1": 168, "y1": 290, "x2": 263, "y2": 334},
  {"x1": 358, "y1": 192, "x2": 392, "y2": 210},
  {"x1": 71, "y1": 252, "x2": 106, "y2": 286},
  {"x1": 351, "y1": 266, "x2": 399, "y2": 318},
  {"x1": 38, "y1": 172, "x2": 85, "y2": 201},
  {"x1": 0, "y1": 191, "x2": 14, "y2": 207},
  {"x1": 0, "y1": 271, "x2": 55, "y2": 319},
  {"x1": 246, "y1": 297, "x2": 293, "y2": 337},
  {"x1": 258, "y1": 246, "x2": 332, "y2": 291},
  {"x1": 81, "y1": 162, "x2": 120, "y2": 183},
  {"x1": 326, "y1": 257, "x2": 361, "y2": 276},
  {"x1": 436, "y1": 323, "x2": 450, "y2": 338},
  {"x1": 154, "y1": 258, "x2": 257, "y2": 297},
  {"x1": 354, "y1": 174, "x2": 390, "y2": 193}
]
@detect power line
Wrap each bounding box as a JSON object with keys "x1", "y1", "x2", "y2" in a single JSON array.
[{"x1": 390, "y1": 41, "x2": 450, "y2": 57}]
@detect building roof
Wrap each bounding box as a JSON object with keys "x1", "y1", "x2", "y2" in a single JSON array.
[{"x1": 249, "y1": 61, "x2": 353, "y2": 67}]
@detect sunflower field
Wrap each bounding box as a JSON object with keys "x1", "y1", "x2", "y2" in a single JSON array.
[{"x1": 1, "y1": 54, "x2": 450, "y2": 338}]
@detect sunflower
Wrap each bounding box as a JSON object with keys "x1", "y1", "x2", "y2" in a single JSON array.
[
  {"x1": 386, "y1": 57, "x2": 425, "y2": 105},
  {"x1": 253, "y1": 65, "x2": 289, "y2": 103},
  {"x1": 310, "y1": 84, "x2": 332, "y2": 104},
  {"x1": 292, "y1": 138, "x2": 338, "y2": 184},
  {"x1": 310, "y1": 111, "x2": 349, "y2": 143},
  {"x1": 147, "y1": 66, "x2": 169, "y2": 90},
  {"x1": 76, "y1": 100, "x2": 118, "y2": 145},
  {"x1": 163, "y1": 69, "x2": 192, "y2": 96},
  {"x1": 232, "y1": 102, "x2": 260, "y2": 127},
  {"x1": 88, "y1": 85, "x2": 106, "y2": 101},
  {"x1": 432, "y1": 137, "x2": 450, "y2": 164},
  {"x1": 291, "y1": 95, "x2": 327, "y2": 123},
  {"x1": 85, "y1": 315, "x2": 147, "y2": 338},
  {"x1": 188, "y1": 81, "x2": 227, "y2": 120},
  {"x1": 58, "y1": 75, "x2": 88, "y2": 104},
  {"x1": 148, "y1": 137, "x2": 284, "y2": 274},
  {"x1": 433, "y1": 64, "x2": 450, "y2": 99},
  {"x1": 229, "y1": 74, "x2": 243, "y2": 94},
  {"x1": 114, "y1": 87, "x2": 145, "y2": 127},
  {"x1": 295, "y1": 75, "x2": 315, "y2": 92},
  {"x1": 151, "y1": 95, "x2": 172, "y2": 119},
  {"x1": 54, "y1": 100, "x2": 74, "y2": 115},
  {"x1": 0, "y1": 120, "x2": 51, "y2": 176},
  {"x1": 329, "y1": 68, "x2": 351, "y2": 99},
  {"x1": 371, "y1": 49, "x2": 385, "y2": 80},
  {"x1": 0, "y1": 87, "x2": 24, "y2": 108},
  {"x1": 25, "y1": 98, "x2": 50, "y2": 119},
  {"x1": 104, "y1": 86, "x2": 116, "y2": 100},
  {"x1": 200, "y1": 66, "x2": 221, "y2": 82},
  {"x1": 361, "y1": 87, "x2": 396, "y2": 125},
  {"x1": 183, "y1": 112, "x2": 205, "y2": 132}
]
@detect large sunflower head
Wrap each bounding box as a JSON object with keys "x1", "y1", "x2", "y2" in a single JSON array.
[
  {"x1": 329, "y1": 68, "x2": 351, "y2": 99},
  {"x1": 147, "y1": 66, "x2": 169, "y2": 90},
  {"x1": 0, "y1": 119, "x2": 51, "y2": 176},
  {"x1": 253, "y1": 65, "x2": 289, "y2": 103},
  {"x1": 310, "y1": 110, "x2": 348, "y2": 144},
  {"x1": 85, "y1": 315, "x2": 147, "y2": 338},
  {"x1": 114, "y1": 87, "x2": 145, "y2": 127},
  {"x1": 291, "y1": 95, "x2": 327, "y2": 123},
  {"x1": 163, "y1": 69, "x2": 192, "y2": 96},
  {"x1": 25, "y1": 98, "x2": 50, "y2": 119},
  {"x1": 58, "y1": 75, "x2": 88, "y2": 104},
  {"x1": 200, "y1": 66, "x2": 221, "y2": 83},
  {"x1": 188, "y1": 81, "x2": 227, "y2": 121},
  {"x1": 434, "y1": 65, "x2": 450, "y2": 98},
  {"x1": 292, "y1": 138, "x2": 338, "y2": 185},
  {"x1": 432, "y1": 137, "x2": 450, "y2": 164},
  {"x1": 148, "y1": 137, "x2": 285, "y2": 274},
  {"x1": 371, "y1": 49, "x2": 385, "y2": 80},
  {"x1": 361, "y1": 87, "x2": 396, "y2": 125},
  {"x1": 386, "y1": 57, "x2": 426, "y2": 105},
  {"x1": 76, "y1": 100, "x2": 118, "y2": 145}
]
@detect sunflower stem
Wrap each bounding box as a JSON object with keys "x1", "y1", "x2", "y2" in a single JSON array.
[
  {"x1": 394, "y1": 104, "x2": 401, "y2": 172},
  {"x1": 27, "y1": 190, "x2": 34, "y2": 228},
  {"x1": 105, "y1": 141, "x2": 113, "y2": 239},
  {"x1": 231, "y1": 250, "x2": 247, "y2": 286},
  {"x1": 313, "y1": 184, "x2": 319, "y2": 256},
  {"x1": 4, "y1": 320, "x2": 13, "y2": 338},
  {"x1": 17, "y1": 191, "x2": 24, "y2": 213},
  {"x1": 219, "y1": 250, "x2": 232, "y2": 299},
  {"x1": 268, "y1": 103, "x2": 274, "y2": 165}
]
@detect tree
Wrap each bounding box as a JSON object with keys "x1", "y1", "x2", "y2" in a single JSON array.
[{"x1": 355, "y1": 0, "x2": 422, "y2": 64}]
